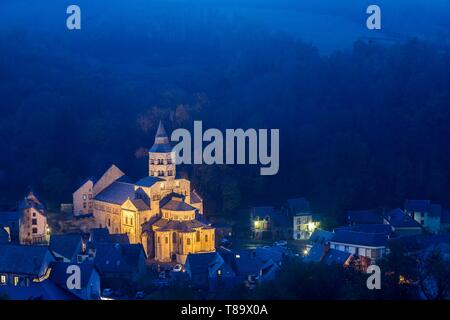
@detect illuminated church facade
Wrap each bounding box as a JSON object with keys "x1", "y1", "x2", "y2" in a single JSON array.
[{"x1": 73, "y1": 122, "x2": 215, "y2": 263}]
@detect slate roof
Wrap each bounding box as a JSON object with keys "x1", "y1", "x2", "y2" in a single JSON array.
[
  {"x1": 92, "y1": 243, "x2": 145, "y2": 275},
  {"x1": 154, "y1": 219, "x2": 208, "y2": 232},
  {"x1": 404, "y1": 200, "x2": 431, "y2": 212},
  {"x1": 94, "y1": 181, "x2": 135, "y2": 205},
  {"x1": 149, "y1": 121, "x2": 173, "y2": 153},
  {"x1": 0, "y1": 244, "x2": 53, "y2": 276},
  {"x1": 49, "y1": 261, "x2": 98, "y2": 288},
  {"x1": 0, "y1": 280, "x2": 80, "y2": 300},
  {"x1": 186, "y1": 252, "x2": 219, "y2": 274},
  {"x1": 49, "y1": 234, "x2": 83, "y2": 260},
  {"x1": 131, "y1": 199, "x2": 150, "y2": 211},
  {"x1": 309, "y1": 229, "x2": 334, "y2": 244},
  {"x1": 335, "y1": 224, "x2": 392, "y2": 235},
  {"x1": 161, "y1": 199, "x2": 196, "y2": 211},
  {"x1": 384, "y1": 208, "x2": 422, "y2": 228},
  {"x1": 0, "y1": 228, "x2": 9, "y2": 243},
  {"x1": 287, "y1": 197, "x2": 311, "y2": 214},
  {"x1": 346, "y1": 209, "x2": 383, "y2": 224},
  {"x1": 18, "y1": 191, "x2": 46, "y2": 215},
  {"x1": 89, "y1": 228, "x2": 130, "y2": 245},
  {"x1": 190, "y1": 190, "x2": 203, "y2": 204},
  {"x1": 135, "y1": 176, "x2": 163, "y2": 188},
  {"x1": 331, "y1": 230, "x2": 388, "y2": 247},
  {"x1": 304, "y1": 243, "x2": 352, "y2": 265}
]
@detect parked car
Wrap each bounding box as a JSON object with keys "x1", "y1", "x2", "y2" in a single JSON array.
[
  {"x1": 173, "y1": 264, "x2": 183, "y2": 272},
  {"x1": 102, "y1": 288, "x2": 113, "y2": 297},
  {"x1": 135, "y1": 291, "x2": 145, "y2": 300}
]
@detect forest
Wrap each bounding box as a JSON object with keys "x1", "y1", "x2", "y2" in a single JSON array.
[{"x1": 1, "y1": 0, "x2": 450, "y2": 225}]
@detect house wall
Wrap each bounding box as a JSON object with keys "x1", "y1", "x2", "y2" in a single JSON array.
[
  {"x1": 330, "y1": 242, "x2": 385, "y2": 260},
  {"x1": 73, "y1": 180, "x2": 94, "y2": 216},
  {"x1": 19, "y1": 207, "x2": 48, "y2": 245},
  {"x1": 93, "y1": 201, "x2": 121, "y2": 234}
]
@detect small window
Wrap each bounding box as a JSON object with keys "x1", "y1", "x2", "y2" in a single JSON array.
[
  {"x1": 32, "y1": 219, "x2": 37, "y2": 225},
  {"x1": 196, "y1": 231, "x2": 200, "y2": 242},
  {"x1": 158, "y1": 237, "x2": 160, "y2": 244},
  {"x1": 32, "y1": 228, "x2": 38, "y2": 234},
  {"x1": 165, "y1": 237, "x2": 168, "y2": 244},
  {"x1": 205, "y1": 235, "x2": 208, "y2": 242},
  {"x1": 173, "y1": 233, "x2": 177, "y2": 243},
  {"x1": 83, "y1": 194, "x2": 87, "y2": 201},
  {"x1": 0, "y1": 275, "x2": 6, "y2": 285},
  {"x1": 108, "y1": 219, "x2": 111, "y2": 227},
  {"x1": 187, "y1": 238, "x2": 191, "y2": 245}
]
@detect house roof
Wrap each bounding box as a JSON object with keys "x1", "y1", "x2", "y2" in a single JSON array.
[
  {"x1": 304, "y1": 244, "x2": 352, "y2": 265},
  {"x1": 186, "y1": 252, "x2": 219, "y2": 274},
  {"x1": 384, "y1": 208, "x2": 422, "y2": 229},
  {"x1": 0, "y1": 280, "x2": 80, "y2": 300},
  {"x1": 287, "y1": 197, "x2": 311, "y2": 214},
  {"x1": 404, "y1": 200, "x2": 431, "y2": 212},
  {"x1": 335, "y1": 224, "x2": 392, "y2": 235},
  {"x1": 18, "y1": 191, "x2": 46, "y2": 216},
  {"x1": 89, "y1": 228, "x2": 130, "y2": 245},
  {"x1": 50, "y1": 234, "x2": 83, "y2": 260},
  {"x1": 92, "y1": 243, "x2": 145, "y2": 275},
  {"x1": 0, "y1": 244, "x2": 52, "y2": 276},
  {"x1": 94, "y1": 181, "x2": 135, "y2": 205},
  {"x1": 135, "y1": 176, "x2": 163, "y2": 188},
  {"x1": 346, "y1": 209, "x2": 383, "y2": 224},
  {"x1": 49, "y1": 261, "x2": 98, "y2": 288},
  {"x1": 309, "y1": 229, "x2": 334, "y2": 244},
  {"x1": 331, "y1": 230, "x2": 388, "y2": 247},
  {"x1": 0, "y1": 228, "x2": 9, "y2": 244}
]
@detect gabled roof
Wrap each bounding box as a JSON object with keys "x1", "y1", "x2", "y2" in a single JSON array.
[
  {"x1": 89, "y1": 228, "x2": 130, "y2": 245},
  {"x1": 18, "y1": 191, "x2": 46, "y2": 215},
  {"x1": 50, "y1": 234, "x2": 83, "y2": 260},
  {"x1": 287, "y1": 197, "x2": 311, "y2": 214},
  {"x1": 92, "y1": 243, "x2": 145, "y2": 275},
  {"x1": 94, "y1": 181, "x2": 135, "y2": 205},
  {"x1": 304, "y1": 243, "x2": 352, "y2": 266},
  {"x1": 346, "y1": 209, "x2": 383, "y2": 224},
  {"x1": 331, "y1": 230, "x2": 388, "y2": 248},
  {"x1": 49, "y1": 261, "x2": 98, "y2": 288},
  {"x1": 309, "y1": 229, "x2": 334, "y2": 244},
  {"x1": 404, "y1": 200, "x2": 431, "y2": 212},
  {"x1": 135, "y1": 176, "x2": 163, "y2": 188},
  {"x1": 186, "y1": 252, "x2": 220, "y2": 274},
  {"x1": 384, "y1": 208, "x2": 422, "y2": 229},
  {"x1": 131, "y1": 199, "x2": 150, "y2": 211},
  {"x1": 0, "y1": 244, "x2": 53, "y2": 276}
]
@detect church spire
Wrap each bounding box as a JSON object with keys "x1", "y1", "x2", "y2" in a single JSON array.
[{"x1": 149, "y1": 120, "x2": 176, "y2": 179}]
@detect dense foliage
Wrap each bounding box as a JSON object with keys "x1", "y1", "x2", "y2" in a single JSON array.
[{"x1": 1, "y1": 2, "x2": 450, "y2": 224}]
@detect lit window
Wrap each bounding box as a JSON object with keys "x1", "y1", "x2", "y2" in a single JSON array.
[
  {"x1": 0, "y1": 275, "x2": 6, "y2": 285},
  {"x1": 13, "y1": 276, "x2": 19, "y2": 286},
  {"x1": 83, "y1": 195, "x2": 87, "y2": 201}
]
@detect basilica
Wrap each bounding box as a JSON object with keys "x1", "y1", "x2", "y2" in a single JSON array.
[{"x1": 72, "y1": 122, "x2": 215, "y2": 264}]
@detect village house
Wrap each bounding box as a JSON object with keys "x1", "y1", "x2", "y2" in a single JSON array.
[
  {"x1": 383, "y1": 208, "x2": 423, "y2": 237},
  {"x1": 287, "y1": 198, "x2": 320, "y2": 240},
  {"x1": 404, "y1": 200, "x2": 443, "y2": 234},
  {"x1": 71, "y1": 121, "x2": 215, "y2": 264},
  {"x1": 49, "y1": 234, "x2": 84, "y2": 263},
  {"x1": 18, "y1": 191, "x2": 49, "y2": 245},
  {"x1": 48, "y1": 262, "x2": 101, "y2": 300}
]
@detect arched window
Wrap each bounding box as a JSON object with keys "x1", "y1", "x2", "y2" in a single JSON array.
[
  {"x1": 172, "y1": 232, "x2": 177, "y2": 243},
  {"x1": 187, "y1": 238, "x2": 191, "y2": 245},
  {"x1": 196, "y1": 231, "x2": 200, "y2": 242},
  {"x1": 205, "y1": 234, "x2": 208, "y2": 242}
]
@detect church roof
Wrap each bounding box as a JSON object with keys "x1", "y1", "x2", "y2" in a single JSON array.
[
  {"x1": 153, "y1": 218, "x2": 208, "y2": 232},
  {"x1": 94, "y1": 181, "x2": 135, "y2": 205},
  {"x1": 135, "y1": 176, "x2": 163, "y2": 188},
  {"x1": 150, "y1": 121, "x2": 172, "y2": 153},
  {"x1": 190, "y1": 190, "x2": 203, "y2": 204},
  {"x1": 161, "y1": 199, "x2": 196, "y2": 211},
  {"x1": 131, "y1": 199, "x2": 150, "y2": 211}
]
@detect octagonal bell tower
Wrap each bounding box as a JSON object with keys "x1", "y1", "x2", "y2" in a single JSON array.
[{"x1": 149, "y1": 121, "x2": 176, "y2": 180}]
